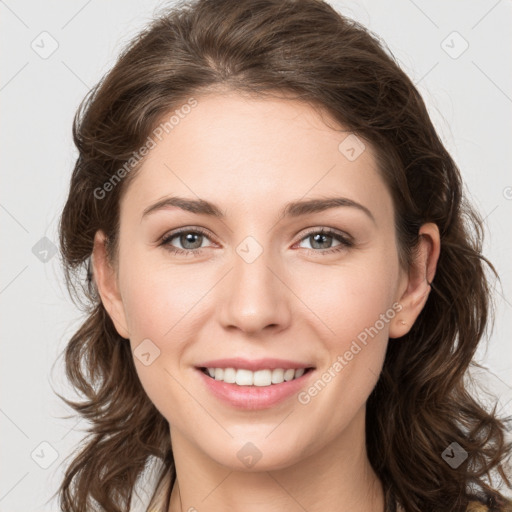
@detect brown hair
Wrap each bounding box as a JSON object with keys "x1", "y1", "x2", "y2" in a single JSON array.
[{"x1": 55, "y1": 0, "x2": 512, "y2": 510}]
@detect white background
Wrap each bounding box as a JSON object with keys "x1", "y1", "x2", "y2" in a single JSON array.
[{"x1": 1, "y1": 0, "x2": 511, "y2": 510}]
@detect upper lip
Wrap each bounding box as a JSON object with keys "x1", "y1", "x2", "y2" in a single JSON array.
[{"x1": 196, "y1": 357, "x2": 315, "y2": 371}]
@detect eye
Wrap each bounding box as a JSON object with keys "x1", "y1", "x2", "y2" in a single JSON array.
[
  {"x1": 296, "y1": 228, "x2": 353, "y2": 255},
  {"x1": 159, "y1": 226, "x2": 353, "y2": 257},
  {"x1": 160, "y1": 227, "x2": 214, "y2": 256}
]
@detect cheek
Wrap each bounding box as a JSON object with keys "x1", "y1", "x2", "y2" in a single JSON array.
[
  {"x1": 118, "y1": 262, "x2": 206, "y2": 420},
  {"x1": 119, "y1": 247, "x2": 209, "y2": 341},
  {"x1": 295, "y1": 251, "x2": 400, "y2": 342},
  {"x1": 292, "y1": 251, "x2": 399, "y2": 407}
]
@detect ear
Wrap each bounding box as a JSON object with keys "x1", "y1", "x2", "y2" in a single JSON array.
[
  {"x1": 91, "y1": 230, "x2": 130, "y2": 339},
  {"x1": 389, "y1": 223, "x2": 440, "y2": 339}
]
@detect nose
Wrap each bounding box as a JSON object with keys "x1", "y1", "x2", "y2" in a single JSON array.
[{"x1": 218, "y1": 243, "x2": 292, "y2": 336}]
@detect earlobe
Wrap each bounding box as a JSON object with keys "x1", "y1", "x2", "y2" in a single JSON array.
[
  {"x1": 389, "y1": 223, "x2": 440, "y2": 339},
  {"x1": 91, "y1": 230, "x2": 130, "y2": 339}
]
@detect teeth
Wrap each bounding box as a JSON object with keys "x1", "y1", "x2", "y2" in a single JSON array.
[
  {"x1": 271, "y1": 368, "x2": 284, "y2": 384},
  {"x1": 294, "y1": 368, "x2": 305, "y2": 378},
  {"x1": 254, "y1": 369, "x2": 271, "y2": 387},
  {"x1": 235, "y1": 369, "x2": 253, "y2": 386},
  {"x1": 223, "y1": 367, "x2": 236, "y2": 383},
  {"x1": 283, "y1": 369, "x2": 295, "y2": 381},
  {"x1": 204, "y1": 367, "x2": 308, "y2": 386}
]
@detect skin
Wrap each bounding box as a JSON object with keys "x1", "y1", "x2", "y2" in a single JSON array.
[{"x1": 92, "y1": 90, "x2": 440, "y2": 512}]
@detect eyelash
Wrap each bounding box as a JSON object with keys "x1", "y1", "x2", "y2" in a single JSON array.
[
  {"x1": 160, "y1": 227, "x2": 353, "y2": 257},
  {"x1": 160, "y1": 227, "x2": 214, "y2": 257}
]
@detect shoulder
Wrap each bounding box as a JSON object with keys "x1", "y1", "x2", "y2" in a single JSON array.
[
  {"x1": 467, "y1": 497, "x2": 512, "y2": 512},
  {"x1": 396, "y1": 497, "x2": 512, "y2": 512},
  {"x1": 467, "y1": 502, "x2": 491, "y2": 511}
]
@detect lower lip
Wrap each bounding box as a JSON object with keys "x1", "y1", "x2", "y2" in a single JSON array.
[{"x1": 196, "y1": 368, "x2": 315, "y2": 410}]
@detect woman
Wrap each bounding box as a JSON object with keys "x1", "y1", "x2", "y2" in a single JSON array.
[{"x1": 56, "y1": 0, "x2": 512, "y2": 510}]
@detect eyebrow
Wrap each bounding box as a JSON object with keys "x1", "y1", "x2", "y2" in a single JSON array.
[{"x1": 142, "y1": 195, "x2": 375, "y2": 223}]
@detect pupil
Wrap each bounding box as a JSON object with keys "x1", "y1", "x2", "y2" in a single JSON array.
[
  {"x1": 181, "y1": 233, "x2": 202, "y2": 249},
  {"x1": 312, "y1": 233, "x2": 331, "y2": 249}
]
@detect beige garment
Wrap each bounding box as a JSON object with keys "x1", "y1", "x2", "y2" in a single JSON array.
[
  {"x1": 145, "y1": 471, "x2": 407, "y2": 512},
  {"x1": 143, "y1": 471, "x2": 506, "y2": 512},
  {"x1": 145, "y1": 470, "x2": 172, "y2": 512}
]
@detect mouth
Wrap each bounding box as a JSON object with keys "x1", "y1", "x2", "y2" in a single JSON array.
[
  {"x1": 195, "y1": 364, "x2": 316, "y2": 410},
  {"x1": 198, "y1": 366, "x2": 315, "y2": 387}
]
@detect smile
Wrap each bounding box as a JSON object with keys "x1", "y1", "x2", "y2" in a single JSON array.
[
  {"x1": 195, "y1": 365, "x2": 316, "y2": 410},
  {"x1": 200, "y1": 367, "x2": 313, "y2": 386}
]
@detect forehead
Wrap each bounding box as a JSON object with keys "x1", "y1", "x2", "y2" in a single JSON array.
[{"x1": 120, "y1": 91, "x2": 393, "y2": 221}]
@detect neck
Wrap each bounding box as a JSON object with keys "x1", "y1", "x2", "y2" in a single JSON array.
[{"x1": 167, "y1": 406, "x2": 385, "y2": 512}]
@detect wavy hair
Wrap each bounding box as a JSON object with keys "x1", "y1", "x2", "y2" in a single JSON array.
[{"x1": 56, "y1": 0, "x2": 512, "y2": 510}]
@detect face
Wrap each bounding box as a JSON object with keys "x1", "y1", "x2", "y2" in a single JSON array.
[{"x1": 94, "y1": 90, "x2": 426, "y2": 472}]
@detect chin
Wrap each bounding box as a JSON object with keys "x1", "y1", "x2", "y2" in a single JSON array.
[{"x1": 198, "y1": 434, "x2": 310, "y2": 473}]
